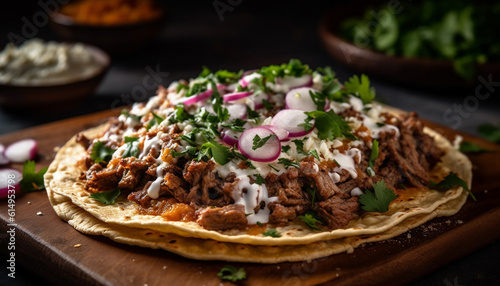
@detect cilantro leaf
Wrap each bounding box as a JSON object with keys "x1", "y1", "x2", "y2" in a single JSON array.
[
  {"x1": 309, "y1": 149, "x2": 320, "y2": 160},
  {"x1": 268, "y1": 164, "x2": 280, "y2": 172},
  {"x1": 90, "y1": 141, "x2": 115, "y2": 164},
  {"x1": 459, "y1": 141, "x2": 493, "y2": 153},
  {"x1": 304, "y1": 110, "x2": 355, "y2": 140},
  {"x1": 253, "y1": 174, "x2": 266, "y2": 185},
  {"x1": 262, "y1": 228, "x2": 281, "y2": 238},
  {"x1": 252, "y1": 134, "x2": 272, "y2": 150},
  {"x1": 146, "y1": 112, "x2": 164, "y2": 130},
  {"x1": 298, "y1": 212, "x2": 322, "y2": 230},
  {"x1": 306, "y1": 186, "x2": 317, "y2": 206},
  {"x1": 121, "y1": 109, "x2": 142, "y2": 122},
  {"x1": 199, "y1": 139, "x2": 232, "y2": 165},
  {"x1": 368, "y1": 139, "x2": 379, "y2": 171},
  {"x1": 429, "y1": 172, "x2": 475, "y2": 201},
  {"x1": 281, "y1": 145, "x2": 291, "y2": 153},
  {"x1": 246, "y1": 106, "x2": 260, "y2": 120},
  {"x1": 359, "y1": 180, "x2": 398, "y2": 212},
  {"x1": 19, "y1": 160, "x2": 48, "y2": 192},
  {"x1": 214, "y1": 69, "x2": 243, "y2": 84},
  {"x1": 343, "y1": 74, "x2": 375, "y2": 104},
  {"x1": 122, "y1": 137, "x2": 140, "y2": 158},
  {"x1": 308, "y1": 90, "x2": 327, "y2": 111},
  {"x1": 89, "y1": 188, "x2": 121, "y2": 205},
  {"x1": 258, "y1": 59, "x2": 311, "y2": 82},
  {"x1": 262, "y1": 99, "x2": 273, "y2": 110},
  {"x1": 478, "y1": 124, "x2": 500, "y2": 143},
  {"x1": 278, "y1": 158, "x2": 299, "y2": 169},
  {"x1": 169, "y1": 103, "x2": 192, "y2": 124},
  {"x1": 217, "y1": 265, "x2": 247, "y2": 282}
]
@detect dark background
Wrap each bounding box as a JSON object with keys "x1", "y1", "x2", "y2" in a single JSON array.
[{"x1": 0, "y1": 0, "x2": 499, "y2": 285}]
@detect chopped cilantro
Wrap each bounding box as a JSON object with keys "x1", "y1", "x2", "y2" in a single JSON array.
[
  {"x1": 459, "y1": 141, "x2": 493, "y2": 153},
  {"x1": 220, "y1": 118, "x2": 247, "y2": 132},
  {"x1": 308, "y1": 90, "x2": 327, "y2": 111},
  {"x1": 334, "y1": 159, "x2": 341, "y2": 167},
  {"x1": 258, "y1": 59, "x2": 311, "y2": 82},
  {"x1": 146, "y1": 112, "x2": 164, "y2": 130},
  {"x1": 246, "y1": 106, "x2": 260, "y2": 120},
  {"x1": 278, "y1": 158, "x2": 299, "y2": 169},
  {"x1": 368, "y1": 139, "x2": 379, "y2": 170},
  {"x1": 214, "y1": 69, "x2": 243, "y2": 84},
  {"x1": 19, "y1": 160, "x2": 48, "y2": 192},
  {"x1": 306, "y1": 186, "x2": 317, "y2": 206},
  {"x1": 359, "y1": 180, "x2": 398, "y2": 212},
  {"x1": 262, "y1": 99, "x2": 273, "y2": 110},
  {"x1": 90, "y1": 141, "x2": 115, "y2": 164},
  {"x1": 430, "y1": 172, "x2": 475, "y2": 201},
  {"x1": 309, "y1": 149, "x2": 320, "y2": 160},
  {"x1": 252, "y1": 134, "x2": 272, "y2": 150},
  {"x1": 304, "y1": 110, "x2": 355, "y2": 140},
  {"x1": 89, "y1": 188, "x2": 121, "y2": 205},
  {"x1": 343, "y1": 74, "x2": 375, "y2": 104},
  {"x1": 198, "y1": 66, "x2": 212, "y2": 77},
  {"x1": 262, "y1": 228, "x2": 281, "y2": 238},
  {"x1": 217, "y1": 265, "x2": 247, "y2": 282},
  {"x1": 170, "y1": 146, "x2": 197, "y2": 158},
  {"x1": 196, "y1": 134, "x2": 233, "y2": 165},
  {"x1": 121, "y1": 137, "x2": 140, "y2": 158},
  {"x1": 281, "y1": 145, "x2": 291, "y2": 153},
  {"x1": 268, "y1": 164, "x2": 280, "y2": 172},
  {"x1": 298, "y1": 115, "x2": 315, "y2": 132},
  {"x1": 169, "y1": 103, "x2": 192, "y2": 124},
  {"x1": 298, "y1": 212, "x2": 322, "y2": 230},
  {"x1": 253, "y1": 174, "x2": 266, "y2": 185},
  {"x1": 256, "y1": 221, "x2": 263, "y2": 227},
  {"x1": 120, "y1": 109, "x2": 142, "y2": 122}
]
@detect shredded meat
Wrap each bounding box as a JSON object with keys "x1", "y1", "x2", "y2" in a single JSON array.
[
  {"x1": 82, "y1": 109, "x2": 443, "y2": 231},
  {"x1": 196, "y1": 205, "x2": 247, "y2": 230}
]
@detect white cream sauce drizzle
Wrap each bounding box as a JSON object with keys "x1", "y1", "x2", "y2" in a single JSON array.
[{"x1": 231, "y1": 175, "x2": 278, "y2": 224}]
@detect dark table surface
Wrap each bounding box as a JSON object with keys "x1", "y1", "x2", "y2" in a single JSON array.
[{"x1": 1, "y1": 1, "x2": 499, "y2": 285}]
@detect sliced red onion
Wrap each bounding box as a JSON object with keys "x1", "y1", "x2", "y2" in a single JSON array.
[
  {"x1": 221, "y1": 123, "x2": 252, "y2": 146},
  {"x1": 238, "y1": 127, "x2": 281, "y2": 162},
  {"x1": 239, "y1": 72, "x2": 261, "y2": 88},
  {"x1": 223, "y1": 91, "x2": 253, "y2": 102},
  {"x1": 260, "y1": 125, "x2": 289, "y2": 141},
  {"x1": 175, "y1": 84, "x2": 225, "y2": 106},
  {"x1": 226, "y1": 104, "x2": 247, "y2": 120},
  {"x1": 5, "y1": 139, "x2": 37, "y2": 163},
  {"x1": 176, "y1": 89, "x2": 212, "y2": 105},
  {"x1": 271, "y1": 109, "x2": 315, "y2": 137},
  {"x1": 0, "y1": 144, "x2": 10, "y2": 165},
  {"x1": 276, "y1": 74, "x2": 313, "y2": 89},
  {"x1": 252, "y1": 91, "x2": 270, "y2": 110},
  {"x1": 285, "y1": 87, "x2": 319, "y2": 111},
  {"x1": 0, "y1": 168, "x2": 22, "y2": 199}
]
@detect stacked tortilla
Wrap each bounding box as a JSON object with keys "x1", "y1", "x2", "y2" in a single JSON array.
[{"x1": 44, "y1": 119, "x2": 471, "y2": 263}]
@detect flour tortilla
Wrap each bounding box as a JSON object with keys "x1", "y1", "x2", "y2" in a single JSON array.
[{"x1": 47, "y1": 180, "x2": 467, "y2": 263}]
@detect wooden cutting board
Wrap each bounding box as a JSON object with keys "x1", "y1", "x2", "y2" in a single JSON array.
[{"x1": 1, "y1": 109, "x2": 499, "y2": 286}]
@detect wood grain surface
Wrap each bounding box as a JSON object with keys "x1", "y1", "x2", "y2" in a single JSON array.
[{"x1": 0, "y1": 109, "x2": 499, "y2": 286}]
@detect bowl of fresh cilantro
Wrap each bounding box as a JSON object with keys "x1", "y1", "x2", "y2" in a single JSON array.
[{"x1": 319, "y1": 0, "x2": 500, "y2": 89}]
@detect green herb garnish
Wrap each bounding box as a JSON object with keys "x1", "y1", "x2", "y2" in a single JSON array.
[
  {"x1": 89, "y1": 188, "x2": 121, "y2": 205},
  {"x1": 262, "y1": 228, "x2": 281, "y2": 238},
  {"x1": 278, "y1": 158, "x2": 300, "y2": 169},
  {"x1": 19, "y1": 160, "x2": 48, "y2": 192},
  {"x1": 304, "y1": 110, "x2": 355, "y2": 140},
  {"x1": 359, "y1": 180, "x2": 398, "y2": 212},
  {"x1": 252, "y1": 134, "x2": 272, "y2": 150},
  {"x1": 430, "y1": 172, "x2": 475, "y2": 201},
  {"x1": 217, "y1": 265, "x2": 247, "y2": 282},
  {"x1": 459, "y1": 141, "x2": 493, "y2": 153},
  {"x1": 298, "y1": 212, "x2": 322, "y2": 230},
  {"x1": 90, "y1": 141, "x2": 115, "y2": 164},
  {"x1": 121, "y1": 137, "x2": 140, "y2": 158}
]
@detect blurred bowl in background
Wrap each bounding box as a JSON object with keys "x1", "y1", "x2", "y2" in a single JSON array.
[
  {"x1": 318, "y1": 6, "x2": 500, "y2": 90},
  {"x1": 0, "y1": 43, "x2": 109, "y2": 112},
  {"x1": 49, "y1": 1, "x2": 166, "y2": 56}
]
